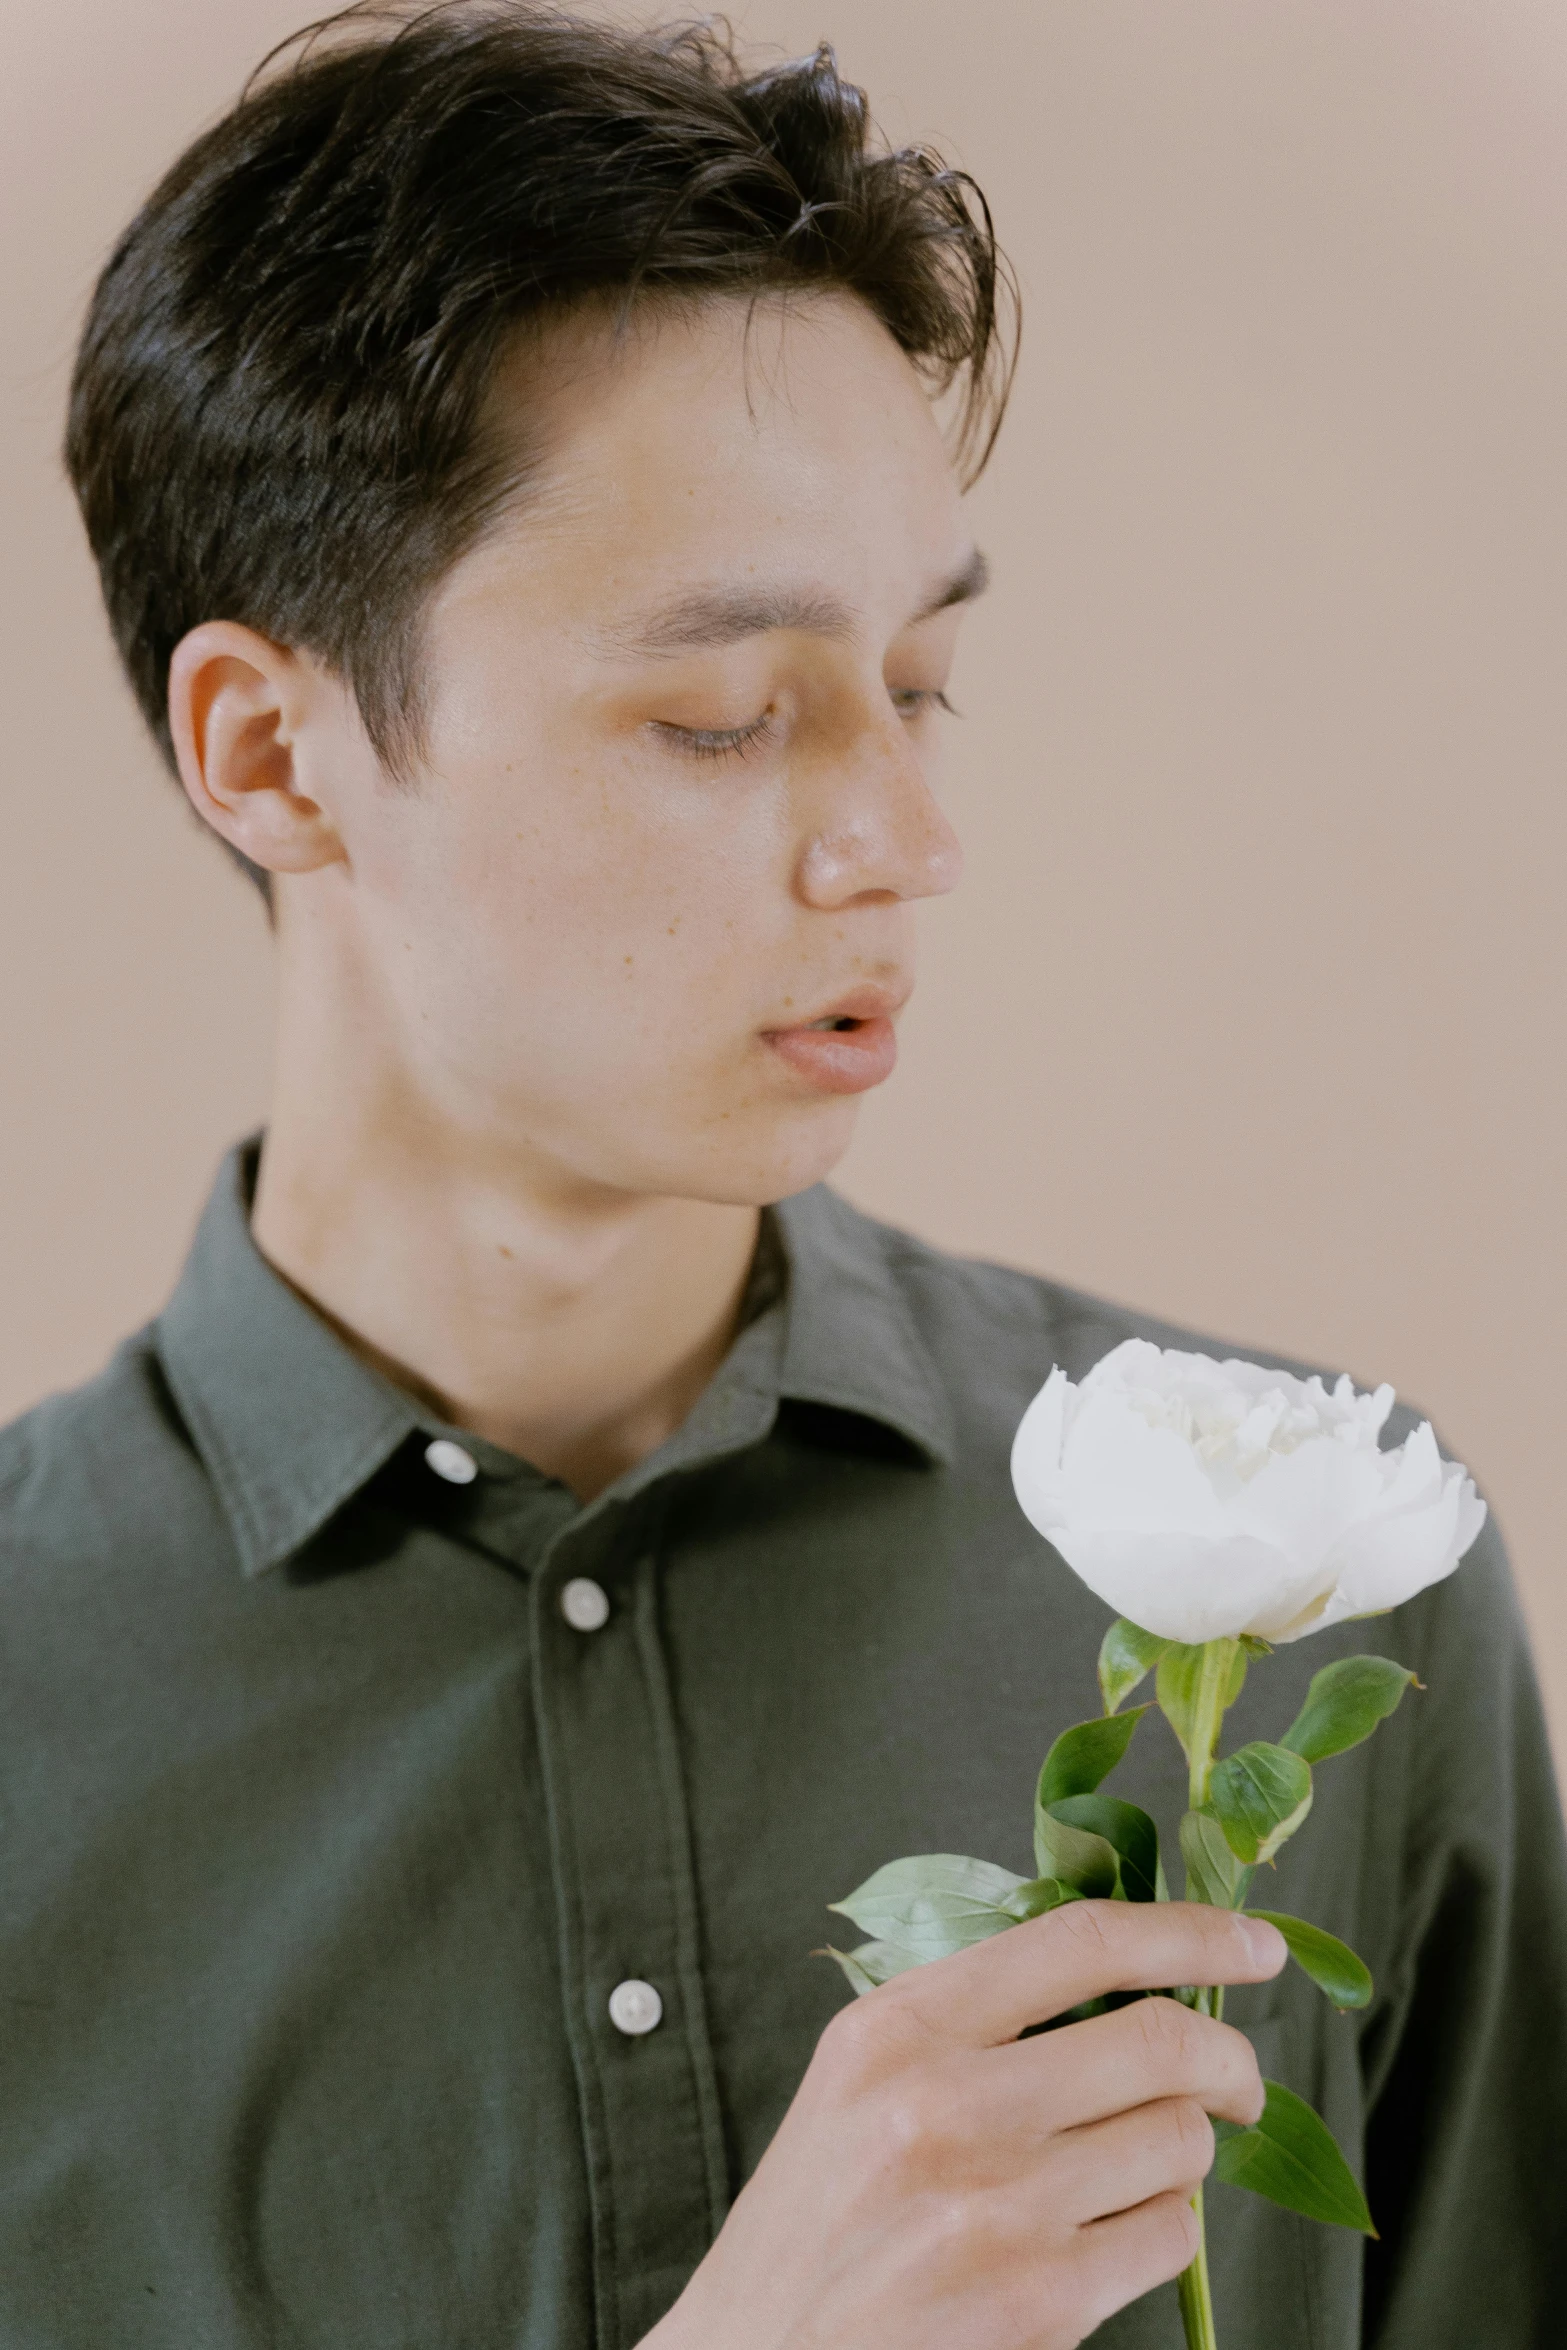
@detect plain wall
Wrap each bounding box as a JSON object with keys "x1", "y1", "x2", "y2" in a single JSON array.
[{"x1": 4, "y1": 0, "x2": 1565, "y2": 1751}]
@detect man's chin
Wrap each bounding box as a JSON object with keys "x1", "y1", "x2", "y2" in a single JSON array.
[{"x1": 671, "y1": 1091, "x2": 865, "y2": 1210}]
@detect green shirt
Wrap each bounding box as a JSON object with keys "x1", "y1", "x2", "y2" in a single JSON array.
[{"x1": 1, "y1": 1143, "x2": 1562, "y2": 2349}]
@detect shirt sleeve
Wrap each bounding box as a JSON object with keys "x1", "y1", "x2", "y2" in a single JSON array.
[{"x1": 1360, "y1": 1506, "x2": 1567, "y2": 2347}]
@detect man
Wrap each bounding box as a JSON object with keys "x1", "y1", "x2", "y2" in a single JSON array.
[{"x1": 4, "y1": 5, "x2": 1562, "y2": 2344}]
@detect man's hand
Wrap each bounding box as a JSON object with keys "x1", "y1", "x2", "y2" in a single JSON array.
[{"x1": 644, "y1": 1900, "x2": 1287, "y2": 2350}]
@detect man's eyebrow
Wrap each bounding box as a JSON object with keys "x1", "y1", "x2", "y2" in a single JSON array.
[
  {"x1": 593, "y1": 545, "x2": 990, "y2": 660},
  {"x1": 911, "y1": 544, "x2": 990, "y2": 624},
  {"x1": 599, "y1": 582, "x2": 856, "y2": 657}
]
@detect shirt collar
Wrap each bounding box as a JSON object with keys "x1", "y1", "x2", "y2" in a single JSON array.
[
  {"x1": 771, "y1": 1184, "x2": 956, "y2": 1466},
  {"x1": 157, "y1": 1144, "x2": 423, "y2": 1578},
  {"x1": 157, "y1": 1142, "x2": 954, "y2": 1578}
]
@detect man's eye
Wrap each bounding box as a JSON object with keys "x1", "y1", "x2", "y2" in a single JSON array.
[
  {"x1": 890, "y1": 688, "x2": 958, "y2": 720},
  {"x1": 652, "y1": 688, "x2": 955, "y2": 759},
  {"x1": 652, "y1": 712, "x2": 774, "y2": 762}
]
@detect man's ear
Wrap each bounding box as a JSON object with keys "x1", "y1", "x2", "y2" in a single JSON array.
[{"x1": 167, "y1": 622, "x2": 348, "y2": 876}]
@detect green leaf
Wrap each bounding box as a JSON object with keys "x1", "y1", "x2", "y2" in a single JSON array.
[
  {"x1": 1215, "y1": 2079, "x2": 1376, "y2": 2235},
  {"x1": 1156, "y1": 1639, "x2": 1251, "y2": 1770},
  {"x1": 1038, "y1": 1706, "x2": 1152, "y2": 1805},
  {"x1": 1209, "y1": 1742, "x2": 1314, "y2": 1866},
  {"x1": 1099, "y1": 1620, "x2": 1170, "y2": 1714},
  {"x1": 1155, "y1": 1643, "x2": 1208, "y2": 1764},
  {"x1": 1033, "y1": 1801, "x2": 1121, "y2": 1898},
  {"x1": 1048, "y1": 1795, "x2": 1161, "y2": 1903},
  {"x1": 828, "y1": 1855, "x2": 1030, "y2": 1960},
  {"x1": 1179, "y1": 1806, "x2": 1252, "y2": 1909},
  {"x1": 1248, "y1": 1912, "x2": 1373, "y2": 2011},
  {"x1": 1280, "y1": 1656, "x2": 1420, "y2": 1765},
  {"x1": 823, "y1": 1875, "x2": 1082, "y2": 1989},
  {"x1": 1002, "y1": 1875, "x2": 1083, "y2": 1922},
  {"x1": 819, "y1": 1939, "x2": 923, "y2": 1995}
]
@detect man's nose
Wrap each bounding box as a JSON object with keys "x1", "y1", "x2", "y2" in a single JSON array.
[{"x1": 793, "y1": 713, "x2": 965, "y2": 909}]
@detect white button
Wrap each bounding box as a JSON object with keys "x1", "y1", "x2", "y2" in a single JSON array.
[
  {"x1": 560, "y1": 1577, "x2": 611, "y2": 1632},
  {"x1": 608, "y1": 1979, "x2": 662, "y2": 2037},
  {"x1": 424, "y1": 1438, "x2": 478, "y2": 1486}
]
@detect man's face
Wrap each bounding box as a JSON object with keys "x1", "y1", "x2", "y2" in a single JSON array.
[{"x1": 294, "y1": 292, "x2": 978, "y2": 1205}]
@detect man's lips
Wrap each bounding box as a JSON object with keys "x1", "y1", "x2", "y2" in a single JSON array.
[{"x1": 760, "y1": 986, "x2": 908, "y2": 1096}]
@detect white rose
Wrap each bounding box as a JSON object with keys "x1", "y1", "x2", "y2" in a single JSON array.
[{"x1": 1010, "y1": 1337, "x2": 1486, "y2": 1646}]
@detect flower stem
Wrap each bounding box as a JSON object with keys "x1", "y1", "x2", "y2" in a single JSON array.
[
  {"x1": 1176, "y1": 2185, "x2": 1219, "y2": 2350},
  {"x1": 1176, "y1": 1638, "x2": 1239, "y2": 2350}
]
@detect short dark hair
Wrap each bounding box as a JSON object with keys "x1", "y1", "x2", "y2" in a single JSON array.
[{"x1": 66, "y1": 1, "x2": 1015, "y2": 892}]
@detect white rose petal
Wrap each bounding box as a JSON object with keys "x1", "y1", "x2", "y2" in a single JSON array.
[{"x1": 1010, "y1": 1337, "x2": 1485, "y2": 1647}]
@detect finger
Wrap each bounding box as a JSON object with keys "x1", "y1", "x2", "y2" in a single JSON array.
[
  {"x1": 1047, "y1": 2095, "x2": 1215, "y2": 2227},
  {"x1": 999, "y1": 1995, "x2": 1265, "y2": 2133},
  {"x1": 1069, "y1": 2189, "x2": 1205, "y2": 2333},
  {"x1": 886, "y1": 1899, "x2": 1285, "y2": 2048}
]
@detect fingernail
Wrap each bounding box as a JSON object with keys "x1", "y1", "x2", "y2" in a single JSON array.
[{"x1": 1237, "y1": 1916, "x2": 1287, "y2": 1967}]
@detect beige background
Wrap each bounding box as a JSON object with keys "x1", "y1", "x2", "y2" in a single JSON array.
[{"x1": 4, "y1": 2, "x2": 1564, "y2": 1747}]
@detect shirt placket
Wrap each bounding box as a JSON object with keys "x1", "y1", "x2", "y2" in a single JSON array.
[{"x1": 529, "y1": 1501, "x2": 729, "y2": 2350}]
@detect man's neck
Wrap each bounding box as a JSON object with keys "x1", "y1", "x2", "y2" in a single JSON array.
[{"x1": 251, "y1": 1109, "x2": 762, "y2": 1506}]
